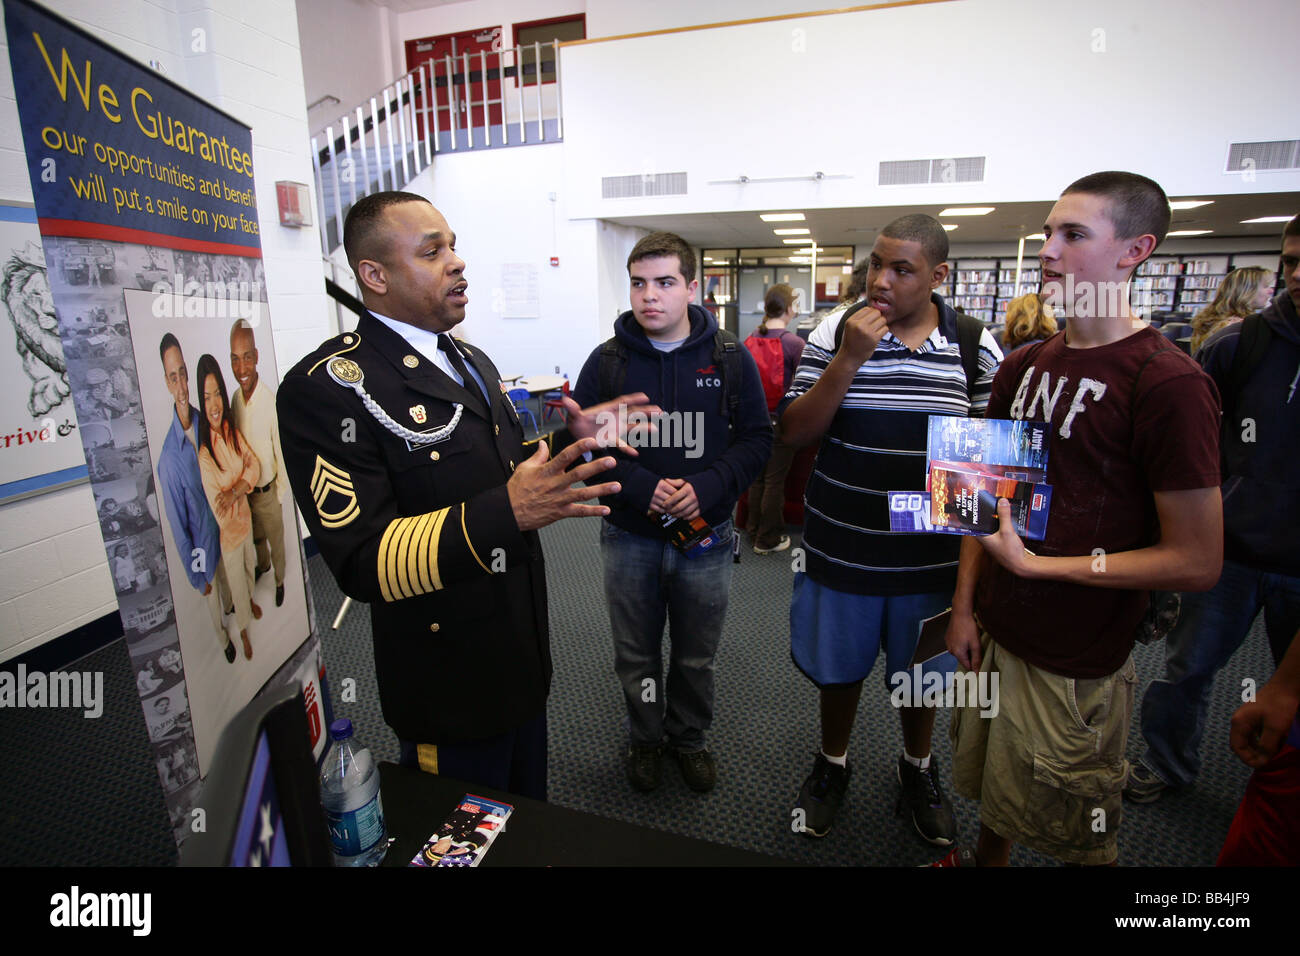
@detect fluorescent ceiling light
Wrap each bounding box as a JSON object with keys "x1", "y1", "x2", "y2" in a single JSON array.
[
  {"x1": 941, "y1": 224, "x2": 958, "y2": 231},
  {"x1": 1167, "y1": 229, "x2": 1212, "y2": 236},
  {"x1": 760, "y1": 212, "x2": 806, "y2": 222},
  {"x1": 773, "y1": 228, "x2": 810, "y2": 235},
  {"x1": 1024, "y1": 233, "x2": 1046, "y2": 240},
  {"x1": 1241, "y1": 216, "x2": 1293, "y2": 224},
  {"x1": 1169, "y1": 200, "x2": 1213, "y2": 210},
  {"x1": 938, "y1": 207, "x2": 994, "y2": 216},
  {"x1": 783, "y1": 238, "x2": 815, "y2": 245}
]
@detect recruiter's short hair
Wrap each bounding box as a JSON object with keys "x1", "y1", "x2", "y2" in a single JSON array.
[
  {"x1": 627, "y1": 232, "x2": 696, "y2": 283},
  {"x1": 1062, "y1": 171, "x2": 1171, "y2": 245},
  {"x1": 343, "y1": 191, "x2": 431, "y2": 272},
  {"x1": 879, "y1": 214, "x2": 949, "y2": 267},
  {"x1": 1283, "y1": 214, "x2": 1300, "y2": 241}
]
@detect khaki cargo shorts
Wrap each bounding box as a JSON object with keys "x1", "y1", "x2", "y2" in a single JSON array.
[{"x1": 949, "y1": 631, "x2": 1136, "y2": 865}]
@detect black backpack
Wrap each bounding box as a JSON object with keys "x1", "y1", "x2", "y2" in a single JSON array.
[
  {"x1": 597, "y1": 329, "x2": 745, "y2": 430},
  {"x1": 831, "y1": 300, "x2": 986, "y2": 399}
]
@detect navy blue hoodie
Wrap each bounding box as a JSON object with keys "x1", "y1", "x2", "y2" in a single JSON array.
[
  {"x1": 1199, "y1": 291, "x2": 1300, "y2": 576},
  {"x1": 573, "y1": 304, "x2": 773, "y2": 538}
]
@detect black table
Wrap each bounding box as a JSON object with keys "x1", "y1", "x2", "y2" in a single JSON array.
[{"x1": 378, "y1": 762, "x2": 792, "y2": 866}]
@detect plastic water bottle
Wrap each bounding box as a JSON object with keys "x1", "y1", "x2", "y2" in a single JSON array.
[{"x1": 319, "y1": 718, "x2": 388, "y2": 867}]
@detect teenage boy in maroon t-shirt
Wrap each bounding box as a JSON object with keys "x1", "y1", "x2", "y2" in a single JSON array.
[{"x1": 935, "y1": 171, "x2": 1223, "y2": 866}]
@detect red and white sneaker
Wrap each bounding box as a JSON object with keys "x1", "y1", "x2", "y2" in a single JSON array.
[{"x1": 927, "y1": 845, "x2": 977, "y2": 867}]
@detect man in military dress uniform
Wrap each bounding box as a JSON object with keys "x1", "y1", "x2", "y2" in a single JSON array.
[{"x1": 278, "y1": 191, "x2": 652, "y2": 800}]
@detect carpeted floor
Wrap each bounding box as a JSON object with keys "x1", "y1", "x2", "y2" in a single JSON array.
[{"x1": 0, "y1": 515, "x2": 1269, "y2": 866}]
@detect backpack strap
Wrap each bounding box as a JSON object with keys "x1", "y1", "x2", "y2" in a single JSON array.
[
  {"x1": 714, "y1": 329, "x2": 742, "y2": 428},
  {"x1": 1222, "y1": 313, "x2": 1272, "y2": 432},
  {"x1": 954, "y1": 312, "x2": 984, "y2": 398},
  {"x1": 597, "y1": 337, "x2": 627, "y2": 403}
]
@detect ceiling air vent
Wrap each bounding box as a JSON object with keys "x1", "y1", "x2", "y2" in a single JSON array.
[
  {"x1": 1226, "y1": 140, "x2": 1300, "y2": 173},
  {"x1": 602, "y1": 172, "x2": 688, "y2": 199},
  {"x1": 878, "y1": 156, "x2": 985, "y2": 186}
]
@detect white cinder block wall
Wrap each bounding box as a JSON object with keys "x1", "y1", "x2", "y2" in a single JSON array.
[{"x1": 0, "y1": 0, "x2": 330, "y2": 663}]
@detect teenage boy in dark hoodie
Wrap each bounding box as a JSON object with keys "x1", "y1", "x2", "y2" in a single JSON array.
[
  {"x1": 1127, "y1": 212, "x2": 1300, "y2": 803},
  {"x1": 572, "y1": 231, "x2": 771, "y2": 793}
]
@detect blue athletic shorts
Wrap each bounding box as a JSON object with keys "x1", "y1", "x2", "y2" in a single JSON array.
[{"x1": 789, "y1": 572, "x2": 957, "y2": 689}]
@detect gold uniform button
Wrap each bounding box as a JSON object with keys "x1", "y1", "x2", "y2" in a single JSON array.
[
  {"x1": 343, "y1": 335, "x2": 354, "y2": 344},
  {"x1": 429, "y1": 450, "x2": 440, "y2": 461},
  {"x1": 403, "y1": 354, "x2": 419, "y2": 368},
  {"x1": 429, "y1": 623, "x2": 440, "y2": 633}
]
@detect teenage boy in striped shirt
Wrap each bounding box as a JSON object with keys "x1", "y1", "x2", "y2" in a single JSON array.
[{"x1": 781, "y1": 214, "x2": 1003, "y2": 842}]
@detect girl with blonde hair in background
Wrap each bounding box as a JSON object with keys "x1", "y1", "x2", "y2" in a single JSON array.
[
  {"x1": 1001, "y1": 292, "x2": 1058, "y2": 352},
  {"x1": 1189, "y1": 266, "x2": 1273, "y2": 354}
]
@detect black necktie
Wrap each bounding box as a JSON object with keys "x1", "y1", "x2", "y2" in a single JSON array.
[{"x1": 437, "y1": 334, "x2": 487, "y2": 414}]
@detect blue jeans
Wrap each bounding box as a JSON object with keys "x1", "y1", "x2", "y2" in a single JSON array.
[
  {"x1": 1139, "y1": 558, "x2": 1300, "y2": 787},
  {"x1": 599, "y1": 518, "x2": 733, "y2": 752}
]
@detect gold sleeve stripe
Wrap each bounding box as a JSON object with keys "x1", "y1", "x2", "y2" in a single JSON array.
[
  {"x1": 416, "y1": 743, "x2": 439, "y2": 775},
  {"x1": 377, "y1": 519, "x2": 400, "y2": 603},
  {"x1": 427, "y1": 506, "x2": 449, "y2": 591},
  {"x1": 414, "y1": 510, "x2": 436, "y2": 594},
  {"x1": 461, "y1": 503, "x2": 492, "y2": 574},
  {"x1": 377, "y1": 509, "x2": 457, "y2": 602},
  {"x1": 406, "y1": 510, "x2": 433, "y2": 597},
  {"x1": 393, "y1": 515, "x2": 421, "y2": 599}
]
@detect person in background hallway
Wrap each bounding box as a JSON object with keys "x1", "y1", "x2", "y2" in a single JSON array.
[
  {"x1": 1000, "y1": 292, "x2": 1058, "y2": 353},
  {"x1": 745, "y1": 283, "x2": 806, "y2": 554},
  {"x1": 1188, "y1": 265, "x2": 1273, "y2": 354}
]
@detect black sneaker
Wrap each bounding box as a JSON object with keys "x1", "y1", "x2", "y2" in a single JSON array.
[
  {"x1": 676, "y1": 748, "x2": 717, "y2": 792},
  {"x1": 626, "y1": 744, "x2": 663, "y2": 792},
  {"x1": 794, "y1": 753, "x2": 852, "y2": 837},
  {"x1": 896, "y1": 755, "x2": 957, "y2": 846}
]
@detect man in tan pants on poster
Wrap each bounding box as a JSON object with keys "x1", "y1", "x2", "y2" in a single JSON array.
[{"x1": 229, "y1": 319, "x2": 287, "y2": 607}]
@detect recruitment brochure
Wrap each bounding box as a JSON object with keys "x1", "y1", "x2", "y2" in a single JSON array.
[
  {"x1": 410, "y1": 793, "x2": 514, "y2": 867},
  {"x1": 926, "y1": 416, "x2": 1050, "y2": 473},
  {"x1": 929, "y1": 465, "x2": 1052, "y2": 540},
  {"x1": 888, "y1": 416, "x2": 1053, "y2": 538}
]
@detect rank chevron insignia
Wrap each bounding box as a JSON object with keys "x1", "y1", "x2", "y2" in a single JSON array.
[{"x1": 310, "y1": 455, "x2": 360, "y2": 529}]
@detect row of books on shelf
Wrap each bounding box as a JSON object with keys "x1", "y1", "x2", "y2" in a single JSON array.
[
  {"x1": 953, "y1": 282, "x2": 997, "y2": 295},
  {"x1": 1137, "y1": 259, "x2": 1225, "y2": 276},
  {"x1": 950, "y1": 295, "x2": 995, "y2": 309},
  {"x1": 999, "y1": 269, "x2": 1040, "y2": 283}
]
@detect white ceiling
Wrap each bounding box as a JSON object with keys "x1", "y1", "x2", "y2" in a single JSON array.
[{"x1": 602, "y1": 192, "x2": 1299, "y2": 251}]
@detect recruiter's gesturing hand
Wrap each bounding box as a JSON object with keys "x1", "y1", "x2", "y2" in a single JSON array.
[
  {"x1": 507, "y1": 437, "x2": 622, "y2": 532},
  {"x1": 563, "y1": 392, "x2": 662, "y2": 456}
]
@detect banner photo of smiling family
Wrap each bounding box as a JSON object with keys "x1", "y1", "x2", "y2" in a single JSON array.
[{"x1": 3, "y1": 0, "x2": 326, "y2": 846}]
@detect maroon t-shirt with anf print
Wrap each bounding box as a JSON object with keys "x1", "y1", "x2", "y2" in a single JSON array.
[{"x1": 975, "y1": 326, "x2": 1221, "y2": 678}]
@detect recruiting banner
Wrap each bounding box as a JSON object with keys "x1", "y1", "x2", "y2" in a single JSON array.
[{"x1": 4, "y1": 0, "x2": 323, "y2": 848}]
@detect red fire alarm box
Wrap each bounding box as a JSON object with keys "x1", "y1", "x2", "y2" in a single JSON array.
[
  {"x1": 550, "y1": 256, "x2": 559, "y2": 267},
  {"x1": 276, "y1": 181, "x2": 312, "y2": 228}
]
